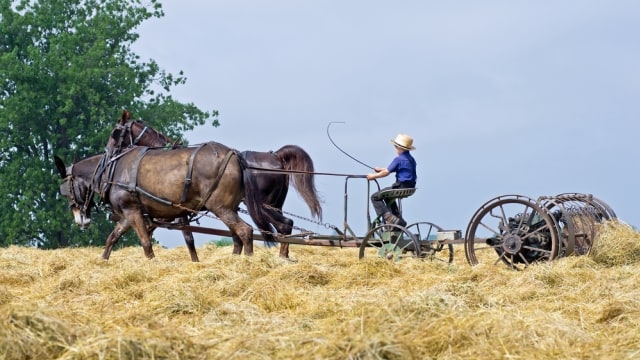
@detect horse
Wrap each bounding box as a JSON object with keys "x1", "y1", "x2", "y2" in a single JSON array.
[
  {"x1": 104, "y1": 112, "x2": 200, "y2": 261},
  {"x1": 54, "y1": 141, "x2": 270, "y2": 260},
  {"x1": 106, "y1": 111, "x2": 322, "y2": 259}
]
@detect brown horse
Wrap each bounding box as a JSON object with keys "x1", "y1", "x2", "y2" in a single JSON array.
[
  {"x1": 55, "y1": 141, "x2": 269, "y2": 260},
  {"x1": 106, "y1": 111, "x2": 322, "y2": 259}
]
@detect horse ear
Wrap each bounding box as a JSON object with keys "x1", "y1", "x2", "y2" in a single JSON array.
[
  {"x1": 120, "y1": 109, "x2": 131, "y2": 124},
  {"x1": 54, "y1": 156, "x2": 67, "y2": 178}
]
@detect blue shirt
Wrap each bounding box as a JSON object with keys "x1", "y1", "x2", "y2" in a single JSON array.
[{"x1": 387, "y1": 151, "x2": 417, "y2": 183}]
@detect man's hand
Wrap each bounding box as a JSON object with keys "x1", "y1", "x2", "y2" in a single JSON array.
[{"x1": 367, "y1": 167, "x2": 389, "y2": 180}]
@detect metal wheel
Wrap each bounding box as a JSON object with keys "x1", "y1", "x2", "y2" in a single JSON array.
[
  {"x1": 464, "y1": 195, "x2": 561, "y2": 270},
  {"x1": 541, "y1": 193, "x2": 617, "y2": 256},
  {"x1": 405, "y1": 222, "x2": 454, "y2": 264},
  {"x1": 359, "y1": 224, "x2": 421, "y2": 261}
]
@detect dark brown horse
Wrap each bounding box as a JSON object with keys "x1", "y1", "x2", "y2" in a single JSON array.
[
  {"x1": 106, "y1": 111, "x2": 322, "y2": 259},
  {"x1": 55, "y1": 141, "x2": 270, "y2": 260}
]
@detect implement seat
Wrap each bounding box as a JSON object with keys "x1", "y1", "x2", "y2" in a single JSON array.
[{"x1": 378, "y1": 188, "x2": 416, "y2": 218}]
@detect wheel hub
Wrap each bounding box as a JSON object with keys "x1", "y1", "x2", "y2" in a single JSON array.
[
  {"x1": 378, "y1": 243, "x2": 402, "y2": 262},
  {"x1": 502, "y1": 234, "x2": 523, "y2": 254}
]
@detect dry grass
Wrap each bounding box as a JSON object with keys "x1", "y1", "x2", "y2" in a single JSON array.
[{"x1": 1, "y1": 221, "x2": 640, "y2": 359}]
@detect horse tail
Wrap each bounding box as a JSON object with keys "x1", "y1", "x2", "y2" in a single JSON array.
[
  {"x1": 237, "y1": 153, "x2": 278, "y2": 247},
  {"x1": 274, "y1": 145, "x2": 323, "y2": 220}
]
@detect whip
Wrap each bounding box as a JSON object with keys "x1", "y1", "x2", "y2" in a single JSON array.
[{"x1": 326, "y1": 122, "x2": 375, "y2": 170}]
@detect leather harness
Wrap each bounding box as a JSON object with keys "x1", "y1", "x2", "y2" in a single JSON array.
[{"x1": 101, "y1": 143, "x2": 236, "y2": 217}]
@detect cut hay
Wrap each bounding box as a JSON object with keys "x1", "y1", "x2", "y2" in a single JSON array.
[
  {"x1": 1, "y1": 234, "x2": 640, "y2": 359},
  {"x1": 590, "y1": 220, "x2": 640, "y2": 266}
]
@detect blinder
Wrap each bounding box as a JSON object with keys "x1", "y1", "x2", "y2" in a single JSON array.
[
  {"x1": 110, "y1": 121, "x2": 149, "y2": 151},
  {"x1": 61, "y1": 172, "x2": 94, "y2": 218}
]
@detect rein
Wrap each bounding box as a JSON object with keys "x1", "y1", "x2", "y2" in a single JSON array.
[{"x1": 246, "y1": 165, "x2": 366, "y2": 178}]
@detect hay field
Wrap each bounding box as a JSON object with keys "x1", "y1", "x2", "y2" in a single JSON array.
[{"x1": 1, "y1": 221, "x2": 640, "y2": 359}]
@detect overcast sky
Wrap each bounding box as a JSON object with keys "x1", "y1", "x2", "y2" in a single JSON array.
[{"x1": 132, "y1": 1, "x2": 640, "y2": 249}]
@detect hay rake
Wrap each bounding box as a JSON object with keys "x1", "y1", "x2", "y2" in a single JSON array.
[
  {"x1": 265, "y1": 174, "x2": 616, "y2": 269},
  {"x1": 264, "y1": 185, "x2": 616, "y2": 269},
  {"x1": 165, "y1": 172, "x2": 616, "y2": 269},
  {"x1": 463, "y1": 193, "x2": 616, "y2": 270}
]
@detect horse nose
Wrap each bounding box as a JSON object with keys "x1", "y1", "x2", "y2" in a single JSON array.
[
  {"x1": 72, "y1": 209, "x2": 92, "y2": 228},
  {"x1": 78, "y1": 217, "x2": 92, "y2": 230}
]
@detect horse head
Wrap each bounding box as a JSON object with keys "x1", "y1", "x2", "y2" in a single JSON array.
[
  {"x1": 54, "y1": 155, "x2": 99, "y2": 229},
  {"x1": 106, "y1": 111, "x2": 179, "y2": 156}
]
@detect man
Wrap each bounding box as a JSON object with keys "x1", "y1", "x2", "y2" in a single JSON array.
[{"x1": 367, "y1": 133, "x2": 417, "y2": 227}]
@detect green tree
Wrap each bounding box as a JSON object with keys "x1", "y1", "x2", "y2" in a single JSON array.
[{"x1": 0, "y1": 0, "x2": 218, "y2": 248}]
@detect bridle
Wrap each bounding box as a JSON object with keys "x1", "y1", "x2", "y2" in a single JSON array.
[
  {"x1": 112, "y1": 120, "x2": 176, "y2": 150},
  {"x1": 112, "y1": 121, "x2": 147, "y2": 149},
  {"x1": 63, "y1": 170, "x2": 94, "y2": 219},
  {"x1": 129, "y1": 121, "x2": 151, "y2": 145}
]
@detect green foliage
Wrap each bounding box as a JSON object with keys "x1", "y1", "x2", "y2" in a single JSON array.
[
  {"x1": 0, "y1": 0, "x2": 218, "y2": 248},
  {"x1": 211, "y1": 237, "x2": 233, "y2": 247}
]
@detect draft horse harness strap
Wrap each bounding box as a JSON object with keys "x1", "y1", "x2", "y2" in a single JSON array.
[
  {"x1": 105, "y1": 144, "x2": 236, "y2": 222},
  {"x1": 114, "y1": 120, "x2": 148, "y2": 150}
]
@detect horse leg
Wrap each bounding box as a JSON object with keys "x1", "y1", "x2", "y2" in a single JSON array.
[
  {"x1": 216, "y1": 208, "x2": 254, "y2": 256},
  {"x1": 123, "y1": 210, "x2": 156, "y2": 259},
  {"x1": 276, "y1": 218, "x2": 294, "y2": 258},
  {"x1": 102, "y1": 220, "x2": 131, "y2": 260},
  {"x1": 180, "y1": 230, "x2": 199, "y2": 261},
  {"x1": 108, "y1": 217, "x2": 157, "y2": 257},
  {"x1": 231, "y1": 232, "x2": 243, "y2": 255},
  {"x1": 268, "y1": 210, "x2": 294, "y2": 259},
  {"x1": 178, "y1": 217, "x2": 199, "y2": 262},
  {"x1": 273, "y1": 217, "x2": 293, "y2": 259}
]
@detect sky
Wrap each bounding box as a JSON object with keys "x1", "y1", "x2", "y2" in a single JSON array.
[{"x1": 132, "y1": 1, "x2": 640, "y2": 250}]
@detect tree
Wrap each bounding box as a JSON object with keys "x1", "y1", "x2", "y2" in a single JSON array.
[{"x1": 0, "y1": 0, "x2": 218, "y2": 248}]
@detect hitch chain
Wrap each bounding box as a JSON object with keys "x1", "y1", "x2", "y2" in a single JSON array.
[
  {"x1": 166, "y1": 202, "x2": 339, "y2": 239},
  {"x1": 262, "y1": 204, "x2": 336, "y2": 230}
]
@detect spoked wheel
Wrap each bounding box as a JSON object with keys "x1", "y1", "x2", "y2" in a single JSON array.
[
  {"x1": 359, "y1": 224, "x2": 421, "y2": 261},
  {"x1": 541, "y1": 193, "x2": 618, "y2": 256},
  {"x1": 404, "y1": 222, "x2": 454, "y2": 264},
  {"x1": 464, "y1": 195, "x2": 561, "y2": 270}
]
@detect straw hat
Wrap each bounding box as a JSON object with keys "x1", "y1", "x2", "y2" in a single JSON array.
[{"x1": 390, "y1": 133, "x2": 416, "y2": 150}]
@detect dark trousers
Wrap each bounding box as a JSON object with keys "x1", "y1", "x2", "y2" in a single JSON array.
[{"x1": 371, "y1": 181, "x2": 415, "y2": 218}]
